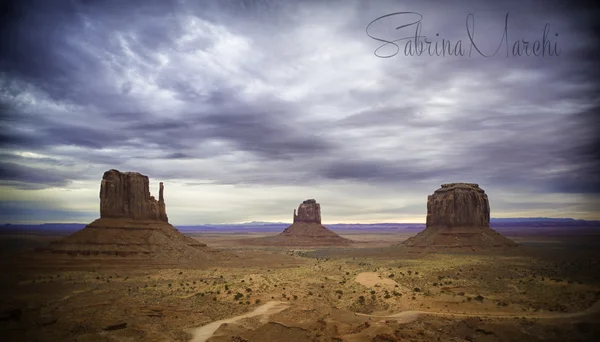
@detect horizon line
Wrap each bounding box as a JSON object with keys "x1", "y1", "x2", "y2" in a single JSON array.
[{"x1": 2, "y1": 217, "x2": 599, "y2": 226}]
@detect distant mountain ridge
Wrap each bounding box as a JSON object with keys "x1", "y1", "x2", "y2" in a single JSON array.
[
  {"x1": 491, "y1": 217, "x2": 578, "y2": 222},
  {"x1": 2, "y1": 217, "x2": 599, "y2": 234}
]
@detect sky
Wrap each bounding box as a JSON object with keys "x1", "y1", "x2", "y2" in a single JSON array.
[{"x1": 0, "y1": 0, "x2": 599, "y2": 225}]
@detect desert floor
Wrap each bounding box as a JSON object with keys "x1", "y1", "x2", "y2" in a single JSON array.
[{"x1": 1, "y1": 230, "x2": 600, "y2": 342}]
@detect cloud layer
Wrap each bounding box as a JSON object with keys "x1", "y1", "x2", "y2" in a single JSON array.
[{"x1": 1, "y1": 0, "x2": 599, "y2": 224}]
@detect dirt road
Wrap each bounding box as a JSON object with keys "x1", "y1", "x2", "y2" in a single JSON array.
[
  {"x1": 188, "y1": 301, "x2": 290, "y2": 342},
  {"x1": 355, "y1": 299, "x2": 600, "y2": 322}
]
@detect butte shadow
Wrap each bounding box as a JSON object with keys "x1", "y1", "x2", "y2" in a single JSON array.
[
  {"x1": 402, "y1": 183, "x2": 518, "y2": 250},
  {"x1": 240, "y1": 199, "x2": 354, "y2": 247},
  {"x1": 43, "y1": 169, "x2": 226, "y2": 262}
]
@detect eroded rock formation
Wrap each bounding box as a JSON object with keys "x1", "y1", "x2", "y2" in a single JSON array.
[
  {"x1": 99, "y1": 169, "x2": 168, "y2": 222},
  {"x1": 293, "y1": 199, "x2": 321, "y2": 224},
  {"x1": 243, "y1": 199, "x2": 352, "y2": 246},
  {"x1": 47, "y1": 169, "x2": 221, "y2": 261},
  {"x1": 426, "y1": 183, "x2": 489, "y2": 228},
  {"x1": 403, "y1": 183, "x2": 517, "y2": 249}
]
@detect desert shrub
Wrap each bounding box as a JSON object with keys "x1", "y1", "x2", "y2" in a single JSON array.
[
  {"x1": 308, "y1": 291, "x2": 313, "y2": 295},
  {"x1": 384, "y1": 294, "x2": 391, "y2": 299},
  {"x1": 414, "y1": 288, "x2": 421, "y2": 292},
  {"x1": 475, "y1": 295, "x2": 484, "y2": 302},
  {"x1": 234, "y1": 293, "x2": 244, "y2": 300},
  {"x1": 213, "y1": 297, "x2": 217, "y2": 301},
  {"x1": 225, "y1": 285, "x2": 229, "y2": 291},
  {"x1": 336, "y1": 290, "x2": 344, "y2": 295},
  {"x1": 358, "y1": 296, "x2": 365, "y2": 304},
  {"x1": 246, "y1": 288, "x2": 252, "y2": 292},
  {"x1": 346, "y1": 272, "x2": 350, "y2": 275},
  {"x1": 255, "y1": 299, "x2": 261, "y2": 304},
  {"x1": 433, "y1": 282, "x2": 438, "y2": 286},
  {"x1": 389, "y1": 274, "x2": 394, "y2": 278},
  {"x1": 370, "y1": 290, "x2": 376, "y2": 295}
]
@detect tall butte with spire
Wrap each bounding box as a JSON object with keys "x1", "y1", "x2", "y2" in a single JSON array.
[
  {"x1": 403, "y1": 183, "x2": 518, "y2": 249},
  {"x1": 48, "y1": 169, "x2": 219, "y2": 261}
]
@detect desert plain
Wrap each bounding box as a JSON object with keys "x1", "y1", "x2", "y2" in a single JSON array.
[{"x1": 1, "y1": 225, "x2": 600, "y2": 342}]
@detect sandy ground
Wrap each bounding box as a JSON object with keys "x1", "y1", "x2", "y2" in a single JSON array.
[
  {"x1": 355, "y1": 272, "x2": 399, "y2": 287},
  {"x1": 1, "y1": 231, "x2": 600, "y2": 341}
]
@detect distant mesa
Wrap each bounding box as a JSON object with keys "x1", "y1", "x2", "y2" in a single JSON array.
[
  {"x1": 47, "y1": 169, "x2": 219, "y2": 261},
  {"x1": 242, "y1": 199, "x2": 353, "y2": 246},
  {"x1": 403, "y1": 183, "x2": 518, "y2": 249}
]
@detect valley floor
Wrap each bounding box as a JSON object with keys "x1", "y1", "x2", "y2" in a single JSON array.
[{"x1": 1, "y1": 231, "x2": 600, "y2": 341}]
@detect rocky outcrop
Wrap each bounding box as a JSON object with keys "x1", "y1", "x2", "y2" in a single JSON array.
[
  {"x1": 426, "y1": 183, "x2": 489, "y2": 228},
  {"x1": 242, "y1": 199, "x2": 352, "y2": 246},
  {"x1": 99, "y1": 169, "x2": 168, "y2": 222},
  {"x1": 47, "y1": 169, "x2": 223, "y2": 261},
  {"x1": 403, "y1": 183, "x2": 517, "y2": 249},
  {"x1": 293, "y1": 199, "x2": 321, "y2": 224},
  {"x1": 158, "y1": 182, "x2": 168, "y2": 222}
]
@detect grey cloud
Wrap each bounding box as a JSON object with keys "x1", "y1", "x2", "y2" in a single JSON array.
[
  {"x1": 0, "y1": 162, "x2": 71, "y2": 189},
  {"x1": 0, "y1": 0, "x2": 599, "y2": 222},
  {"x1": 318, "y1": 159, "x2": 470, "y2": 183}
]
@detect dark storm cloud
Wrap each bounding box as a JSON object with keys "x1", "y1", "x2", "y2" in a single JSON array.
[
  {"x1": 0, "y1": 161, "x2": 71, "y2": 189},
  {"x1": 319, "y1": 159, "x2": 470, "y2": 183},
  {"x1": 198, "y1": 111, "x2": 334, "y2": 159}
]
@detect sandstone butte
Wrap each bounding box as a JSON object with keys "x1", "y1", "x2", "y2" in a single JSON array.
[
  {"x1": 243, "y1": 199, "x2": 353, "y2": 246},
  {"x1": 403, "y1": 183, "x2": 518, "y2": 249},
  {"x1": 48, "y1": 169, "x2": 218, "y2": 261}
]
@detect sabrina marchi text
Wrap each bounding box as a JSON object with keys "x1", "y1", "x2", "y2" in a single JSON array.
[{"x1": 365, "y1": 12, "x2": 561, "y2": 58}]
